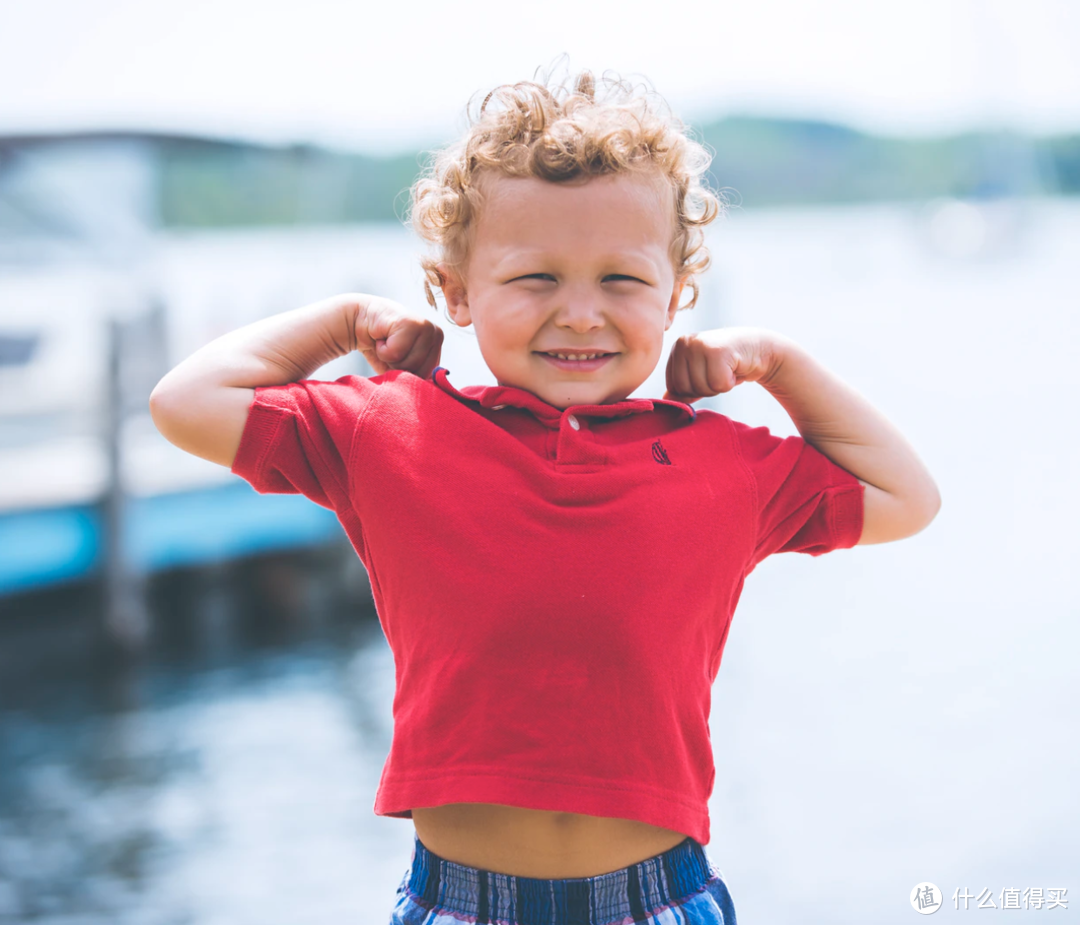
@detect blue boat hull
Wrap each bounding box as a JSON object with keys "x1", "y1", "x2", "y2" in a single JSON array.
[{"x1": 0, "y1": 484, "x2": 342, "y2": 596}]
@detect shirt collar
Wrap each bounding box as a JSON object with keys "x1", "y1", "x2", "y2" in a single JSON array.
[{"x1": 431, "y1": 366, "x2": 697, "y2": 426}]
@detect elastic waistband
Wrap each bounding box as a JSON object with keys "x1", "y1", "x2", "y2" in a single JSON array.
[{"x1": 404, "y1": 833, "x2": 717, "y2": 925}]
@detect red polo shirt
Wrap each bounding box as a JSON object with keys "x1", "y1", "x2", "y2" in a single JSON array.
[{"x1": 231, "y1": 366, "x2": 864, "y2": 846}]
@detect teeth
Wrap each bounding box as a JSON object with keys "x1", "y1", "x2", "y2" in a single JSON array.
[{"x1": 551, "y1": 353, "x2": 601, "y2": 360}]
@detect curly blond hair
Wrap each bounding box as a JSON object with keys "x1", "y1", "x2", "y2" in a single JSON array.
[{"x1": 407, "y1": 65, "x2": 725, "y2": 314}]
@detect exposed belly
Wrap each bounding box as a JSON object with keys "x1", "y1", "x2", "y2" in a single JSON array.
[{"x1": 410, "y1": 803, "x2": 689, "y2": 878}]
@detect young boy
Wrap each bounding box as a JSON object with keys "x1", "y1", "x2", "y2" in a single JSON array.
[{"x1": 150, "y1": 70, "x2": 939, "y2": 924}]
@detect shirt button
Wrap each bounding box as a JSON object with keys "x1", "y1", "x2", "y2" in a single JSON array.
[{"x1": 567, "y1": 414, "x2": 580, "y2": 430}]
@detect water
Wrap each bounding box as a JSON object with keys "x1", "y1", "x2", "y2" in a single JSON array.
[
  {"x1": 1, "y1": 199, "x2": 1078, "y2": 922},
  {"x1": 0, "y1": 564, "x2": 412, "y2": 923}
]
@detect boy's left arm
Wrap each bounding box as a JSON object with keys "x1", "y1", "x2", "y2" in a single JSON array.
[{"x1": 664, "y1": 327, "x2": 941, "y2": 545}]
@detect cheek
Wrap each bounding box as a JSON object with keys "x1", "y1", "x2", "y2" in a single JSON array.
[
  {"x1": 482, "y1": 298, "x2": 540, "y2": 342},
  {"x1": 472, "y1": 304, "x2": 535, "y2": 364},
  {"x1": 624, "y1": 302, "x2": 669, "y2": 351}
]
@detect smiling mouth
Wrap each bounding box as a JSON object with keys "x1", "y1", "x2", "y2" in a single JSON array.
[
  {"x1": 536, "y1": 351, "x2": 617, "y2": 360},
  {"x1": 535, "y1": 352, "x2": 617, "y2": 371}
]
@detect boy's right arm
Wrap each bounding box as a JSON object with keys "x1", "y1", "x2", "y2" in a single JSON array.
[{"x1": 148, "y1": 292, "x2": 443, "y2": 468}]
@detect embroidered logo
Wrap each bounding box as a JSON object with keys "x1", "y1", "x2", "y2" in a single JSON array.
[{"x1": 651, "y1": 440, "x2": 672, "y2": 465}]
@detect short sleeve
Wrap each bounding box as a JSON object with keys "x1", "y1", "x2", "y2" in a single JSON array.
[
  {"x1": 230, "y1": 374, "x2": 378, "y2": 511},
  {"x1": 729, "y1": 418, "x2": 865, "y2": 572}
]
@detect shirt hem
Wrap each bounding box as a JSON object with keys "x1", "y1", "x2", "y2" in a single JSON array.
[
  {"x1": 829, "y1": 479, "x2": 866, "y2": 549},
  {"x1": 230, "y1": 397, "x2": 287, "y2": 488},
  {"x1": 373, "y1": 772, "x2": 711, "y2": 846}
]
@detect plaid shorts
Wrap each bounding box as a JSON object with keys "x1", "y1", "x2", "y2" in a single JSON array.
[{"x1": 389, "y1": 832, "x2": 737, "y2": 925}]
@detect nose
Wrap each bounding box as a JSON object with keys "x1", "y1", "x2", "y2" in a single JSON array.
[{"x1": 552, "y1": 285, "x2": 605, "y2": 333}]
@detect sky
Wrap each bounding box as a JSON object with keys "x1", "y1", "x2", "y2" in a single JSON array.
[{"x1": 2, "y1": 0, "x2": 1079, "y2": 154}]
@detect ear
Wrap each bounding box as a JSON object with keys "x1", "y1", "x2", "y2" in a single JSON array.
[
  {"x1": 438, "y1": 263, "x2": 472, "y2": 327},
  {"x1": 664, "y1": 277, "x2": 687, "y2": 331}
]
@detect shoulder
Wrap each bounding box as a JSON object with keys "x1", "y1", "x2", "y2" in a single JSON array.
[
  {"x1": 242, "y1": 371, "x2": 440, "y2": 446},
  {"x1": 339, "y1": 370, "x2": 480, "y2": 440},
  {"x1": 264, "y1": 369, "x2": 438, "y2": 411},
  {"x1": 681, "y1": 408, "x2": 817, "y2": 485},
  {"x1": 696, "y1": 408, "x2": 799, "y2": 459},
  {"x1": 357, "y1": 369, "x2": 465, "y2": 414},
  {"x1": 671, "y1": 406, "x2": 745, "y2": 448}
]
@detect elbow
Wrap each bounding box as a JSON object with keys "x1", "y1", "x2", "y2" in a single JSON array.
[
  {"x1": 148, "y1": 378, "x2": 165, "y2": 417},
  {"x1": 920, "y1": 478, "x2": 943, "y2": 528},
  {"x1": 148, "y1": 375, "x2": 187, "y2": 446},
  {"x1": 148, "y1": 378, "x2": 172, "y2": 432},
  {"x1": 859, "y1": 479, "x2": 942, "y2": 545},
  {"x1": 902, "y1": 481, "x2": 942, "y2": 539},
  {"x1": 927, "y1": 483, "x2": 943, "y2": 522}
]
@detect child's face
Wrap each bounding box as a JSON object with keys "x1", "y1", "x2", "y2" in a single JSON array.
[{"x1": 439, "y1": 171, "x2": 684, "y2": 409}]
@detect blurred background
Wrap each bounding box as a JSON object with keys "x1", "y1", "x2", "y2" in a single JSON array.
[{"x1": 0, "y1": 0, "x2": 1077, "y2": 922}]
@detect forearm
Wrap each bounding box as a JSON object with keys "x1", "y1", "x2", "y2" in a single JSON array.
[
  {"x1": 155, "y1": 293, "x2": 363, "y2": 394},
  {"x1": 762, "y1": 335, "x2": 941, "y2": 524},
  {"x1": 149, "y1": 293, "x2": 366, "y2": 468}
]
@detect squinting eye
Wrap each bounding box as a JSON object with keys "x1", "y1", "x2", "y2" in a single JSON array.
[
  {"x1": 514, "y1": 273, "x2": 556, "y2": 282},
  {"x1": 604, "y1": 275, "x2": 644, "y2": 283}
]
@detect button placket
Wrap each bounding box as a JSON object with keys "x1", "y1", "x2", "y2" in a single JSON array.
[{"x1": 555, "y1": 410, "x2": 599, "y2": 464}]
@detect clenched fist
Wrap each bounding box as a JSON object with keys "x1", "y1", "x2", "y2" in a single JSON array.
[
  {"x1": 355, "y1": 296, "x2": 444, "y2": 379},
  {"x1": 663, "y1": 327, "x2": 790, "y2": 403}
]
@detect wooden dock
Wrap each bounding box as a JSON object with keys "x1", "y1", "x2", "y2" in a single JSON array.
[{"x1": 0, "y1": 299, "x2": 358, "y2": 653}]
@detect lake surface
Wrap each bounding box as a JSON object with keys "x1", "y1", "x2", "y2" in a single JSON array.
[{"x1": 1, "y1": 199, "x2": 1077, "y2": 923}]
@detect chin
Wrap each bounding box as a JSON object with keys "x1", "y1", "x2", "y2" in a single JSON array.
[{"x1": 553, "y1": 390, "x2": 616, "y2": 408}]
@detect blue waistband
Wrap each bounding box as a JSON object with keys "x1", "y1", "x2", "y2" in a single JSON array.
[{"x1": 404, "y1": 832, "x2": 716, "y2": 925}]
